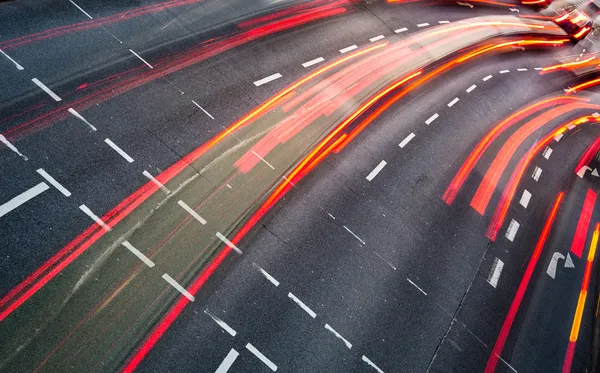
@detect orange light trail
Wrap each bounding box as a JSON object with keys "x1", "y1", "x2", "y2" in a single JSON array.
[
  {"x1": 566, "y1": 77, "x2": 600, "y2": 93},
  {"x1": 541, "y1": 57, "x2": 596, "y2": 72}
]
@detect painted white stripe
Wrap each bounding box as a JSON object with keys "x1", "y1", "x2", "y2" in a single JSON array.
[
  {"x1": 369, "y1": 35, "x2": 385, "y2": 42},
  {"x1": 487, "y1": 257, "x2": 504, "y2": 288},
  {"x1": 362, "y1": 355, "x2": 385, "y2": 373},
  {"x1": 327, "y1": 212, "x2": 335, "y2": 220},
  {"x1": 253, "y1": 263, "x2": 279, "y2": 286},
  {"x1": 104, "y1": 138, "x2": 134, "y2": 163},
  {"x1": 339, "y1": 45, "x2": 358, "y2": 54},
  {"x1": 129, "y1": 49, "x2": 153, "y2": 68},
  {"x1": 399, "y1": 133, "x2": 415, "y2": 148},
  {"x1": 36, "y1": 168, "x2": 70, "y2": 197},
  {"x1": 532, "y1": 166, "x2": 542, "y2": 181},
  {"x1": 79, "y1": 204, "x2": 111, "y2": 231},
  {"x1": 499, "y1": 70, "x2": 510, "y2": 74},
  {"x1": 407, "y1": 278, "x2": 427, "y2": 295},
  {"x1": 216, "y1": 232, "x2": 242, "y2": 254},
  {"x1": 448, "y1": 97, "x2": 459, "y2": 107},
  {"x1": 325, "y1": 324, "x2": 352, "y2": 349},
  {"x1": 483, "y1": 75, "x2": 493, "y2": 81},
  {"x1": 205, "y1": 309, "x2": 237, "y2": 336},
  {"x1": 374, "y1": 251, "x2": 396, "y2": 270},
  {"x1": 246, "y1": 343, "x2": 277, "y2": 371},
  {"x1": 191, "y1": 100, "x2": 215, "y2": 119},
  {"x1": 0, "y1": 134, "x2": 28, "y2": 160},
  {"x1": 68, "y1": 0, "x2": 93, "y2": 19},
  {"x1": 554, "y1": 133, "x2": 564, "y2": 142},
  {"x1": 162, "y1": 273, "x2": 195, "y2": 301},
  {"x1": 32, "y1": 78, "x2": 61, "y2": 101},
  {"x1": 302, "y1": 57, "x2": 325, "y2": 68},
  {"x1": 143, "y1": 170, "x2": 170, "y2": 194},
  {"x1": 509, "y1": 7, "x2": 519, "y2": 12},
  {"x1": 366, "y1": 160, "x2": 387, "y2": 181},
  {"x1": 215, "y1": 349, "x2": 239, "y2": 373},
  {"x1": 466, "y1": 84, "x2": 477, "y2": 93},
  {"x1": 425, "y1": 113, "x2": 439, "y2": 125},
  {"x1": 517, "y1": 68, "x2": 528, "y2": 72},
  {"x1": 519, "y1": 189, "x2": 532, "y2": 208},
  {"x1": 438, "y1": 20, "x2": 450, "y2": 24},
  {"x1": 394, "y1": 27, "x2": 408, "y2": 33},
  {"x1": 0, "y1": 182, "x2": 49, "y2": 218},
  {"x1": 68, "y1": 108, "x2": 96, "y2": 131},
  {"x1": 288, "y1": 292, "x2": 316, "y2": 318},
  {"x1": 0, "y1": 49, "x2": 24, "y2": 70},
  {"x1": 254, "y1": 73, "x2": 282, "y2": 86},
  {"x1": 499, "y1": 356, "x2": 518, "y2": 373},
  {"x1": 178, "y1": 200, "x2": 207, "y2": 225},
  {"x1": 343, "y1": 225, "x2": 366, "y2": 245},
  {"x1": 505, "y1": 219, "x2": 520, "y2": 242},
  {"x1": 122, "y1": 240, "x2": 155, "y2": 267},
  {"x1": 417, "y1": 23, "x2": 430, "y2": 27},
  {"x1": 594, "y1": 112, "x2": 600, "y2": 117},
  {"x1": 534, "y1": 67, "x2": 543, "y2": 71},
  {"x1": 252, "y1": 150, "x2": 275, "y2": 170},
  {"x1": 567, "y1": 123, "x2": 576, "y2": 130},
  {"x1": 543, "y1": 147, "x2": 553, "y2": 159}
]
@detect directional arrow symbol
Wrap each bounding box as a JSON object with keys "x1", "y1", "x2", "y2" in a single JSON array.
[
  {"x1": 577, "y1": 166, "x2": 592, "y2": 178},
  {"x1": 565, "y1": 252, "x2": 575, "y2": 268},
  {"x1": 593, "y1": 168, "x2": 599, "y2": 177},
  {"x1": 547, "y1": 252, "x2": 565, "y2": 279}
]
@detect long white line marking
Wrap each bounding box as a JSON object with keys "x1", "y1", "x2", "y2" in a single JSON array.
[
  {"x1": 288, "y1": 292, "x2": 316, "y2": 318},
  {"x1": 407, "y1": 278, "x2": 427, "y2": 295},
  {"x1": 0, "y1": 134, "x2": 28, "y2": 160},
  {"x1": 252, "y1": 150, "x2": 275, "y2": 170},
  {"x1": 370, "y1": 35, "x2": 385, "y2": 42},
  {"x1": 215, "y1": 349, "x2": 239, "y2": 373},
  {"x1": 216, "y1": 232, "x2": 242, "y2": 254},
  {"x1": 542, "y1": 147, "x2": 553, "y2": 159},
  {"x1": 0, "y1": 182, "x2": 49, "y2": 218},
  {"x1": 178, "y1": 200, "x2": 207, "y2": 225},
  {"x1": 205, "y1": 309, "x2": 237, "y2": 336},
  {"x1": 191, "y1": 100, "x2": 214, "y2": 119},
  {"x1": 68, "y1": 108, "x2": 96, "y2": 131},
  {"x1": 325, "y1": 324, "x2": 352, "y2": 349},
  {"x1": 487, "y1": 257, "x2": 504, "y2": 288},
  {"x1": 0, "y1": 49, "x2": 24, "y2": 70},
  {"x1": 162, "y1": 273, "x2": 195, "y2": 301},
  {"x1": 362, "y1": 355, "x2": 385, "y2": 373},
  {"x1": 254, "y1": 73, "x2": 282, "y2": 86},
  {"x1": 36, "y1": 168, "x2": 70, "y2": 196},
  {"x1": 253, "y1": 263, "x2": 279, "y2": 286},
  {"x1": 104, "y1": 138, "x2": 134, "y2": 163},
  {"x1": 466, "y1": 84, "x2": 477, "y2": 93},
  {"x1": 417, "y1": 23, "x2": 430, "y2": 27},
  {"x1": 143, "y1": 170, "x2": 170, "y2": 194},
  {"x1": 343, "y1": 225, "x2": 366, "y2": 245},
  {"x1": 129, "y1": 49, "x2": 153, "y2": 68},
  {"x1": 438, "y1": 20, "x2": 450, "y2": 24},
  {"x1": 499, "y1": 70, "x2": 510, "y2": 74},
  {"x1": 302, "y1": 57, "x2": 325, "y2": 68},
  {"x1": 483, "y1": 75, "x2": 493, "y2": 81},
  {"x1": 425, "y1": 113, "x2": 439, "y2": 125},
  {"x1": 246, "y1": 343, "x2": 277, "y2": 371},
  {"x1": 519, "y1": 189, "x2": 531, "y2": 208},
  {"x1": 32, "y1": 78, "x2": 61, "y2": 101},
  {"x1": 366, "y1": 160, "x2": 387, "y2": 181},
  {"x1": 79, "y1": 204, "x2": 111, "y2": 231},
  {"x1": 394, "y1": 27, "x2": 408, "y2": 33},
  {"x1": 505, "y1": 219, "x2": 520, "y2": 242},
  {"x1": 68, "y1": 0, "x2": 93, "y2": 19},
  {"x1": 517, "y1": 68, "x2": 528, "y2": 72},
  {"x1": 532, "y1": 166, "x2": 542, "y2": 181},
  {"x1": 448, "y1": 97, "x2": 459, "y2": 107},
  {"x1": 339, "y1": 45, "x2": 358, "y2": 54},
  {"x1": 122, "y1": 240, "x2": 155, "y2": 267},
  {"x1": 399, "y1": 133, "x2": 415, "y2": 148}
]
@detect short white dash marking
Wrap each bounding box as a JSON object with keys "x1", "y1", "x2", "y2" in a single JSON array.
[
  {"x1": 216, "y1": 232, "x2": 242, "y2": 254},
  {"x1": 122, "y1": 240, "x2": 155, "y2": 267},
  {"x1": 339, "y1": 45, "x2": 358, "y2": 54},
  {"x1": 68, "y1": 0, "x2": 93, "y2": 19},
  {"x1": 0, "y1": 49, "x2": 24, "y2": 70},
  {"x1": 542, "y1": 147, "x2": 553, "y2": 159},
  {"x1": 254, "y1": 73, "x2": 282, "y2": 86},
  {"x1": 374, "y1": 251, "x2": 396, "y2": 270},
  {"x1": 487, "y1": 257, "x2": 504, "y2": 288},
  {"x1": 448, "y1": 97, "x2": 459, "y2": 107},
  {"x1": 519, "y1": 189, "x2": 531, "y2": 208},
  {"x1": 438, "y1": 20, "x2": 450, "y2": 24},
  {"x1": 325, "y1": 324, "x2": 352, "y2": 349},
  {"x1": 215, "y1": 349, "x2": 239, "y2": 373},
  {"x1": 554, "y1": 133, "x2": 564, "y2": 142},
  {"x1": 0, "y1": 134, "x2": 28, "y2": 160},
  {"x1": 302, "y1": 57, "x2": 325, "y2": 68},
  {"x1": 191, "y1": 100, "x2": 214, "y2": 119},
  {"x1": 417, "y1": 23, "x2": 430, "y2": 27},
  {"x1": 517, "y1": 68, "x2": 528, "y2": 72},
  {"x1": 343, "y1": 225, "x2": 366, "y2": 245},
  {"x1": 466, "y1": 84, "x2": 477, "y2": 93},
  {"x1": 534, "y1": 67, "x2": 543, "y2": 71},
  {"x1": 505, "y1": 219, "x2": 520, "y2": 242},
  {"x1": 178, "y1": 200, "x2": 207, "y2": 225},
  {"x1": 32, "y1": 78, "x2": 61, "y2": 101},
  {"x1": 407, "y1": 278, "x2": 427, "y2": 295},
  {"x1": 0, "y1": 182, "x2": 48, "y2": 218},
  {"x1": 366, "y1": 160, "x2": 387, "y2": 181},
  {"x1": 79, "y1": 204, "x2": 111, "y2": 231},
  {"x1": 143, "y1": 170, "x2": 170, "y2": 194},
  {"x1": 246, "y1": 343, "x2": 277, "y2": 371},
  {"x1": 252, "y1": 150, "x2": 275, "y2": 170},
  {"x1": 369, "y1": 35, "x2": 385, "y2": 42},
  {"x1": 593, "y1": 112, "x2": 600, "y2": 117},
  {"x1": 509, "y1": 7, "x2": 519, "y2": 12},
  {"x1": 399, "y1": 133, "x2": 415, "y2": 148},
  {"x1": 205, "y1": 309, "x2": 236, "y2": 336},
  {"x1": 68, "y1": 108, "x2": 96, "y2": 131},
  {"x1": 395, "y1": 27, "x2": 408, "y2": 33},
  {"x1": 532, "y1": 166, "x2": 542, "y2": 181},
  {"x1": 498, "y1": 356, "x2": 518, "y2": 373},
  {"x1": 327, "y1": 212, "x2": 336, "y2": 220},
  {"x1": 425, "y1": 113, "x2": 439, "y2": 125},
  {"x1": 288, "y1": 292, "x2": 316, "y2": 318},
  {"x1": 253, "y1": 263, "x2": 279, "y2": 286},
  {"x1": 162, "y1": 273, "x2": 195, "y2": 301},
  {"x1": 567, "y1": 123, "x2": 576, "y2": 130},
  {"x1": 129, "y1": 49, "x2": 153, "y2": 68},
  {"x1": 483, "y1": 75, "x2": 493, "y2": 81},
  {"x1": 36, "y1": 168, "x2": 70, "y2": 196},
  {"x1": 499, "y1": 70, "x2": 510, "y2": 74},
  {"x1": 362, "y1": 355, "x2": 385, "y2": 373},
  {"x1": 104, "y1": 138, "x2": 134, "y2": 163}
]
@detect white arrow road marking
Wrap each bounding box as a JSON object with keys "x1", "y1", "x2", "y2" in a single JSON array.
[
  {"x1": 547, "y1": 252, "x2": 565, "y2": 279},
  {"x1": 565, "y1": 252, "x2": 575, "y2": 268},
  {"x1": 593, "y1": 169, "x2": 599, "y2": 177},
  {"x1": 577, "y1": 166, "x2": 592, "y2": 178}
]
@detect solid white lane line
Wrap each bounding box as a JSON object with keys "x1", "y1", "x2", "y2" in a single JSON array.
[
  {"x1": 366, "y1": 160, "x2": 387, "y2": 181},
  {"x1": 178, "y1": 200, "x2": 207, "y2": 225},
  {"x1": 288, "y1": 292, "x2": 316, "y2": 318},
  {"x1": 505, "y1": 219, "x2": 520, "y2": 242},
  {"x1": 0, "y1": 134, "x2": 28, "y2": 160},
  {"x1": 532, "y1": 166, "x2": 542, "y2": 181},
  {"x1": 554, "y1": 133, "x2": 564, "y2": 142},
  {"x1": 370, "y1": 35, "x2": 385, "y2": 42},
  {"x1": 122, "y1": 241, "x2": 155, "y2": 267},
  {"x1": 399, "y1": 133, "x2": 415, "y2": 148},
  {"x1": 425, "y1": 113, "x2": 439, "y2": 125},
  {"x1": 68, "y1": 108, "x2": 96, "y2": 131},
  {"x1": 205, "y1": 309, "x2": 237, "y2": 337},
  {"x1": 163, "y1": 273, "x2": 195, "y2": 301},
  {"x1": 517, "y1": 68, "x2": 528, "y2": 72},
  {"x1": 0, "y1": 49, "x2": 24, "y2": 70},
  {"x1": 438, "y1": 20, "x2": 450, "y2": 24},
  {"x1": 0, "y1": 182, "x2": 49, "y2": 218},
  {"x1": 542, "y1": 147, "x2": 553, "y2": 159},
  {"x1": 466, "y1": 84, "x2": 477, "y2": 93},
  {"x1": 254, "y1": 73, "x2": 282, "y2": 86},
  {"x1": 447, "y1": 97, "x2": 459, "y2": 107},
  {"x1": 191, "y1": 100, "x2": 215, "y2": 119},
  {"x1": 325, "y1": 324, "x2": 352, "y2": 349},
  {"x1": 487, "y1": 257, "x2": 504, "y2": 288},
  {"x1": 68, "y1": 0, "x2": 93, "y2": 19},
  {"x1": 143, "y1": 170, "x2": 170, "y2": 194},
  {"x1": 302, "y1": 57, "x2": 325, "y2": 68},
  {"x1": 343, "y1": 225, "x2": 366, "y2": 245},
  {"x1": 499, "y1": 70, "x2": 510, "y2": 74},
  {"x1": 36, "y1": 168, "x2": 71, "y2": 197},
  {"x1": 129, "y1": 49, "x2": 153, "y2": 68},
  {"x1": 246, "y1": 343, "x2": 277, "y2": 371},
  {"x1": 216, "y1": 232, "x2": 242, "y2": 254},
  {"x1": 104, "y1": 138, "x2": 134, "y2": 163},
  {"x1": 79, "y1": 204, "x2": 111, "y2": 231},
  {"x1": 395, "y1": 27, "x2": 408, "y2": 33},
  {"x1": 252, "y1": 150, "x2": 275, "y2": 170},
  {"x1": 407, "y1": 278, "x2": 427, "y2": 295},
  {"x1": 253, "y1": 263, "x2": 280, "y2": 286},
  {"x1": 339, "y1": 45, "x2": 358, "y2": 54},
  {"x1": 417, "y1": 23, "x2": 430, "y2": 27},
  {"x1": 215, "y1": 349, "x2": 239, "y2": 373},
  {"x1": 362, "y1": 355, "x2": 385, "y2": 373},
  {"x1": 483, "y1": 75, "x2": 493, "y2": 81},
  {"x1": 32, "y1": 78, "x2": 61, "y2": 101},
  {"x1": 519, "y1": 189, "x2": 531, "y2": 208}
]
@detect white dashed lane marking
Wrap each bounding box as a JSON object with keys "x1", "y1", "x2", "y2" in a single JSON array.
[
  {"x1": 0, "y1": 134, "x2": 27, "y2": 160},
  {"x1": 129, "y1": 49, "x2": 153, "y2": 68},
  {"x1": 36, "y1": 168, "x2": 71, "y2": 197},
  {"x1": 302, "y1": 57, "x2": 325, "y2": 68},
  {"x1": 438, "y1": 20, "x2": 450, "y2": 24},
  {"x1": 407, "y1": 278, "x2": 427, "y2": 295},
  {"x1": 215, "y1": 349, "x2": 239, "y2": 373},
  {"x1": 399, "y1": 133, "x2": 415, "y2": 148},
  {"x1": 325, "y1": 324, "x2": 352, "y2": 349},
  {"x1": 205, "y1": 309, "x2": 237, "y2": 337},
  {"x1": 178, "y1": 200, "x2": 207, "y2": 225},
  {"x1": 68, "y1": 108, "x2": 96, "y2": 131},
  {"x1": 122, "y1": 240, "x2": 155, "y2": 267},
  {"x1": 104, "y1": 138, "x2": 134, "y2": 163},
  {"x1": 191, "y1": 100, "x2": 215, "y2": 120},
  {"x1": 143, "y1": 170, "x2": 170, "y2": 194},
  {"x1": 0, "y1": 182, "x2": 49, "y2": 219},
  {"x1": 366, "y1": 160, "x2": 387, "y2": 181},
  {"x1": 339, "y1": 45, "x2": 358, "y2": 54},
  {"x1": 483, "y1": 75, "x2": 493, "y2": 81},
  {"x1": 253, "y1": 263, "x2": 280, "y2": 286},
  {"x1": 369, "y1": 35, "x2": 385, "y2": 42},
  {"x1": 32, "y1": 78, "x2": 62, "y2": 101},
  {"x1": 79, "y1": 204, "x2": 111, "y2": 231},
  {"x1": 215, "y1": 232, "x2": 242, "y2": 254},
  {"x1": 162, "y1": 273, "x2": 195, "y2": 301},
  {"x1": 466, "y1": 84, "x2": 476, "y2": 93},
  {"x1": 246, "y1": 343, "x2": 277, "y2": 372},
  {"x1": 288, "y1": 292, "x2": 317, "y2": 318},
  {"x1": 519, "y1": 189, "x2": 532, "y2": 208},
  {"x1": 499, "y1": 70, "x2": 510, "y2": 74},
  {"x1": 395, "y1": 27, "x2": 408, "y2": 33},
  {"x1": 0, "y1": 49, "x2": 24, "y2": 70},
  {"x1": 68, "y1": 0, "x2": 93, "y2": 19},
  {"x1": 487, "y1": 257, "x2": 504, "y2": 288},
  {"x1": 517, "y1": 68, "x2": 528, "y2": 72},
  {"x1": 425, "y1": 113, "x2": 439, "y2": 125},
  {"x1": 417, "y1": 23, "x2": 430, "y2": 27},
  {"x1": 344, "y1": 225, "x2": 366, "y2": 245},
  {"x1": 253, "y1": 73, "x2": 282, "y2": 87},
  {"x1": 505, "y1": 219, "x2": 520, "y2": 242},
  {"x1": 448, "y1": 97, "x2": 459, "y2": 107},
  {"x1": 362, "y1": 355, "x2": 385, "y2": 373},
  {"x1": 542, "y1": 147, "x2": 553, "y2": 159},
  {"x1": 532, "y1": 166, "x2": 542, "y2": 181}
]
